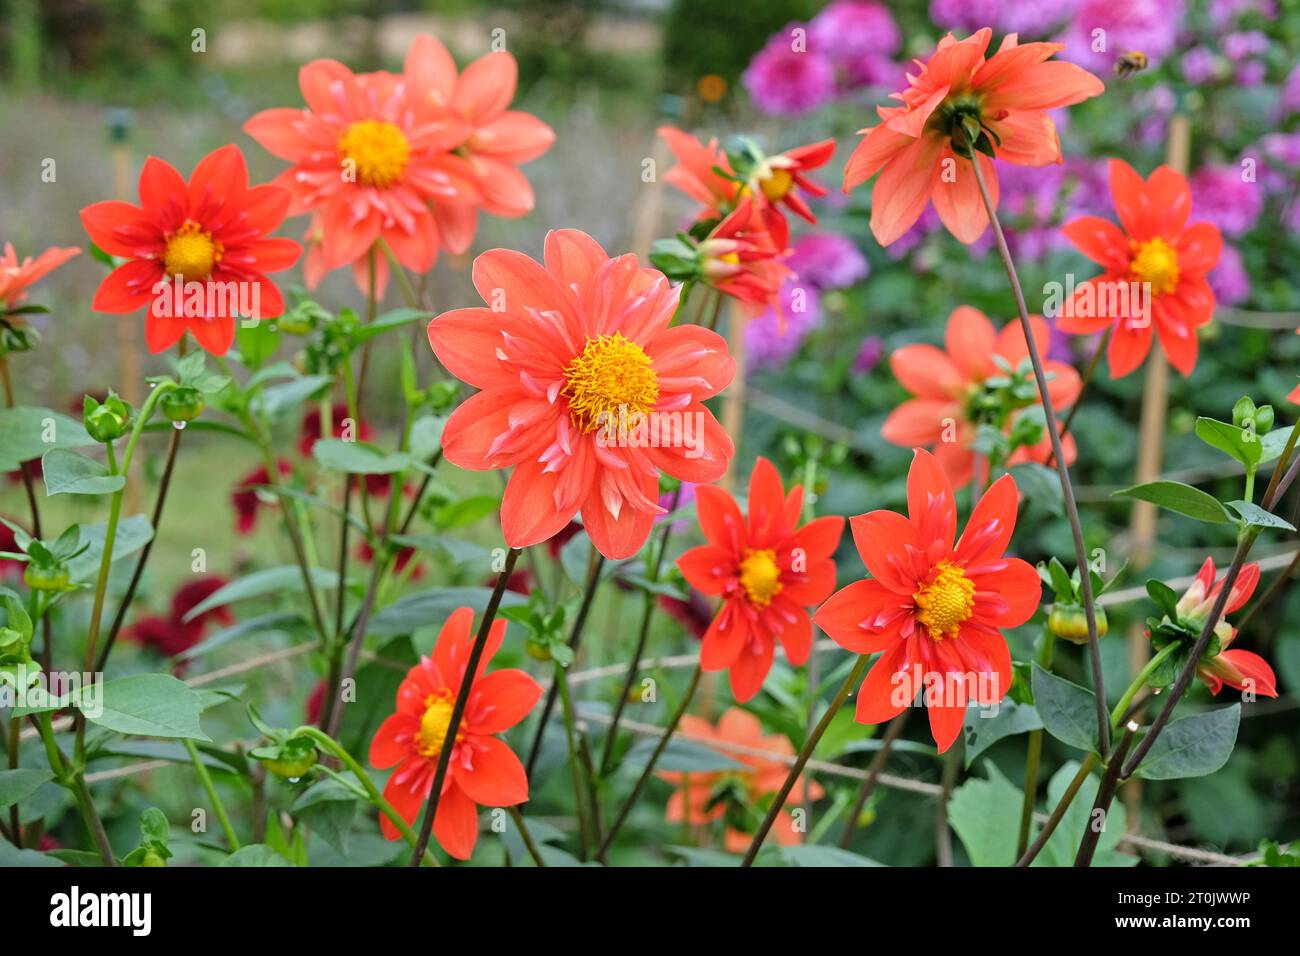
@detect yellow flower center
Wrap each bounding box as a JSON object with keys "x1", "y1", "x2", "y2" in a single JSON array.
[
  {"x1": 415, "y1": 692, "x2": 457, "y2": 758},
  {"x1": 337, "y1": 119, "x2": 410, "y2": 189},
  {"x1": 163, "y1": 221, "x2": 221, "y2": 280},
  {"x1": 739, "y1": 548, "x2": 783, "y2": 607},
  {"x1": 913, "y1": 560, "x2": 975, "y2": 641},
  {"x1": 759, "y1": 168, "x2": 794, "y2": 201},
  {"x1": 1129, "y1": 237, "x2": 1180, "y2": 296},
  {"x1": 561, "y1": 332, "x2": 660, "y2": 433}
]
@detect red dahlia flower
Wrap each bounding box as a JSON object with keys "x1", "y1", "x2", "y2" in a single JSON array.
[
  {"x1": 882, "y1": 305, "x2": 1081, "y2": 487},
  {"x1": 677, "y1": 457, "x2": 844, "y2": 702},
  {"x1": 814, "y1": 448, "x2": 1041, "y2": 752},
  {"x1": 659, "y1": 708, "x2": 824, "y2": 852},
  {"x1": 231, "y1": 460, "x2": 292, "y2": 535},
  {"x1": 843, "y1": 29, "x2": 1103, "y2": 246},
  {"x1": 369, "y1": 607, "x2": 541, "y2": 860},
  {"x1": 0, "y1": 243, "x2": 80, "y2": 310},
  {"x1": 427, "y1": 229, "x2": 735, "y2": 560},
  {"x1": 80, "y1": 145, "x2": 300, "y2": 355},
  {"x1": 1058, "y1": 159, "x2": 1222, "y2": 377},
  {"x1": 1174, "y1": 558, "x2": 1276, "y2": 698}
]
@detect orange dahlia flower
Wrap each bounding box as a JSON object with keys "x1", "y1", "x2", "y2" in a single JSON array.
[
  {"x1": 1057, "y1": 160, "x2": 1222, "y2": 378},
  {"x1": 403, "y1": 35, "x2": 555, "y2": 240},
  {"x1": 814, "y1": 448, "x2": 1041, "y2": 752},
  {"x1": 659, "y1": 708, "x2": 824, "y2": 852},
  {"x1": 369, "y1": 607, "x2": 541, "y2": 860},
  {"x1": 0, "y1": 244, "x2": 80, "y2": 311},
  {"x1": 658, "y1": 126, "x2": 741, "y2": 219},
  {"x1": 882, "y1": 305, "x2": 1081, "y2": 487},
  {"x1": 243, "y1": 50, "x2": 477, "y2": 277},
  {"x1": 676, "y1": 457, "x2": 844, "y2": 702},
  {"x1": 701, "y1": 199, "x2": 790, "y2": 316},
  {"x1": 80, "y1": 145, "x2": 300, "y2": 355},
  {"x1": 1174, "y1": 558, "x2": 1276, "y2": 699},
  {"x1": 427, "y1": 230, "x2": 736, "y2": 560},
  {"x1": 843, "y1": 29, "x2": 1104, "y2": 246}
]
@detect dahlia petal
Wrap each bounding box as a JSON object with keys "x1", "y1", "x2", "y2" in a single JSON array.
[
  {"x1": 850, "y1": 510, "x2": 925, "y2": 594},
  {"x1": 80, "y1": 200, "x2": 157, "y2": 258},
  {"x1": 955, "y1": 471, "x2": 1019, "y2": 565},
  {"x1": 814, "y1": 579, "x2": 909, "y2": 655},
  {"x1": 466, "y1": 669, "x2": 543, "y2": 735},
  {"x1": 1174, "y1": 222, "x2": 1222, "y2": 274},
  {"x1": 472, "y1": 247, "x2": 571, "y2": 319},
  {"x1": 186, "y1": 315, "x2": 236, "y2": 356},
  {"x1": 1215, "y1": 650, "x2": 1277, "y2": 698},
  {"x1": 455, "y1": 51, "x2": 518, "y2": 122},
  {"x1": 379, "y1": 775, "x2": 423, "y2": 841},
  {"x1": 695, "y1": 483, "x2": 746, "y2": 553},
  {"x1": 502, "y1": 456, "x2": 581, "y2": 549},
  {"x1": 907, "y1": 447, "x2": 957, "y2": 553},
  {"x1": 427, "y1": 308, "x2": 516, "y2": 388},
  {"x1": 870, "y1": 135, "x2": 943, "y2": 246},
  {"x1": 455, "y1": 736, "x2": 529, "y2": 807},
  {"x1": 93, "y1": 259, "x2": 162, "y2": 313},
  {"x1": 1061, "y1": 216, "x2": 1130, "y2": 271},
  {"x1": 677, "y1": 544, "x2": 733, "y2": 595},
  {"x1": 890, "y1": 343, "x2": 967, "y2": 399},
  {"x1": 854, "y1": 641, "x2": 914, "y2": 724},
  {"x1": 970, "y1": 556, "x2": 1041, "y2": 628},
  {"x1": 728, "y1": 635, "x2": 775, "y2": 704},
  {"x1": 370, "y1": 712, "x2": 416, "y2": 769},
  {"x1": 843, "y1": 124, "x2": 912, "y2": 191},
  {"x1": 144, "y1": 311, "x2": 188, "y2": 353},
  {"x1": 403, "y1": 33, "x2": 458, "y2": 110},
  {"x1": 944, "y1": 305, "x2": 998, "y2": 381},
  {"x1": 932, "y1": 151, "x2": 996, "y2": 245},
  {"x1": 433, "y1": 781, "x2": 479, "y2": 860},
  {"x1": 1107, "y1": 320, "x2": 1153, "y2": 378},
  {"x1": 700, "y1": 603, "x2": 748, "y2": 671},
  {"x1": 983, "y1": 60, "x2": 1105, "y2": 111},
  {"x1": 474, "y1": 111, "x2": 555, "y2": 164},
  {"x1": 882, "y1": 399, "x2": 957, "y2": 447}
]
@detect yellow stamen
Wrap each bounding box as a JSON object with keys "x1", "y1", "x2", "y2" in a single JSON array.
[
  {"x1": 1129, "y1": 237, "x2": 1180, "y2": 296},
  {"x1": 739, "y1": 548, "x2": 783, "y2": 608},
  {"x1": 415, "y1": 692, "x2": 458, "y2": 758},
  {"x1": 163, "y1": 220, "x2": 221, "y2": 280},
  {"x1": 913, "y1": 560, "x2": 975, "y2": 641},
  {"x1": 337, "y1": 119, "x2": 410, "y2": 189},
  {"x1": 759, "y1": 168, "x2": 794, "y2": 201},
  {"x1": 562, "y1": 332, "x2": 659, "y2": 433}
]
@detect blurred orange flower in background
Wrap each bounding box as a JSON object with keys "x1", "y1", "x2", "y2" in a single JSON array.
[{"x1": 0, "y1": 243, "x2": 80, "y2": 311}]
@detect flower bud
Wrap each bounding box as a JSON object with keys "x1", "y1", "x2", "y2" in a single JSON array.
[
  {"x1": 1047, "y1": 603, "x2": 1108, "y2": 644},
  {"x1": 1254, "y1": 404, "x2": 1274, "y2": 435},
  {"x1": 161, "y1": 385, "x2": 205, "y2": 423},
  {"x1": 1232, "y1": 396, "x2": 1256, "y2": 428},
  {"x1": 24, "y1": 561, "x2": 70, "y2": 592},
  {"x1": 83, "y1": 393, "x2": 133, "y2": 443}
]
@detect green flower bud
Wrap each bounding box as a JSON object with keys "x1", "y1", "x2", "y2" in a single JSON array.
[
  {"x1": 161, "y1": 385, "x2": 204, "y2": 423},
  {"x1": 83, "y1": 392, "x2": 133, "y2": 443},
  {"x1": 1254, "y1": 405, "x2": 1274, "y2": 435},
  {"x1": 254, "y1": 737, "x2": 318, "y2": 779},
  {"x1": 525, "y1": 638, "x2": 552, "y2": 662},
  {"x1": 0, "y1": 627, "x2": 25, "y2": 657},
  {"x1": 24, "y1": 561, "x2": 70, "y2": 592},
  {"x1": 1232, "y1": 396, "x2": 1256, "y2": 428},
  {"x1": 1048, "y1": 603, "x2": 1108, "y2": 645}
]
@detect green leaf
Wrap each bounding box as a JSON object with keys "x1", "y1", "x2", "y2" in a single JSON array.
[
  {"x1": 388, "y1": 534, "x2": 488, "y2": 567},
  {"x1": 948, "y1": 761, "x2": 1024, "y2": 866},
  {"x1": 436, "y1": 494, "x2": 501, "y2": 529},
  {"x1": 777, "y1": 844, "x2": 883, "y2": 867},
  {"x1": 84, "y1": 674, "x2": 211, "y2": 741},
  {"x1": 1145, "y1": 579, "x2": 1181, "y2": 619},
  {"x1": 41, "y1": 448, "x2": 124, "y2": 496},
  {"x1": 1113, "y1": 480, "x2": 1234, "y2": 524},
  {"x1": 177, "y1": 611, "x2": 305, "y2": 661},
  {"x1": 1133, "y1": 705, "x2": 1240, "y2": 780},
  {"x1": 254, "y1": 374, "x2": 332, "y2": 417},
  {"x1": 1032, "y1": 664, "x2": 1098, "y2": 752},
  {"x1": 1195, "y1": 417, "x2": 1261, "y2": 468},
  {"x1": 312, "y1": 439, "x2": 411, "y2": 475},
  {"x1": 962, "y1": 700, "x2": 1043, "y2": 767},
  {"x1": 0, "y1": 406, "x2": 95, "y2": 471},
  {"x1": 66, "y1": 514, "x2": 153, "y2": 583},
  {"x1": 1227, "y1": 500, "x2": 1296, "y2": 532},
  {"x1": 291, "y1": 779, "x2": 358, "y2": 855},
  {"x1": 0, "y1": 769, "x2": 54, "y2": 806},
  {"x1": 181, "y1": 566, "x2": 339, "y2": 623},
  {"x1": 622, "y1": 736, "x2": 747, "y2": 773},
  {"x1": 352, "y1": 308, "x2": 431, "y2": 342},
  {"x1": 235, "y1": 322, "x2": 280, "y2": 370},
  {"x1": 368, "y1": 586, "x2": 527, "y2": 641},
  {"x1": 220, "y1": 844, "x2": 294, "y2": 867},
  {"x1": 1259, "y1": 425, "x2": 1294, "y2": 465},
  {"x1": 1035, "y1": 761, "x2": 1136, "y2": 867}
]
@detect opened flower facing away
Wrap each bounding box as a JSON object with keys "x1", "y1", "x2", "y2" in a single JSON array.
[
  {"x1": 882, "y1": 305, "x2": 1082, "y2": 487},
  {"x1": 659, "y1": 708, "x2": 824, "y2": 852},
  {"x1": 1057, "y1": 159, "x2": 1222, "y2": 378},
  {"x1": 814, "y1": 448, "x2": 1041, "y2": 752},
  {"x1": 676, "y1": 457, "x2": 844, "y2": 702},
  {"x1": 369, "y1": 607, "x2": 541, "y2": 860},
  {"x1": 843, "y1": 28, "x2": 1104, "y2": 246},
  {"x1": 1168, "y1": 558, "x2": 1276, "y2": 699},
  {"x1": 427, "y1": 229, "x2": 735, "y2": 560},
  {"x1": 0, "y1": 244, "x2": 80, "y2": 312},
  {"x1": 80, "y1": 145, "x2": 300, "y2": 355}
]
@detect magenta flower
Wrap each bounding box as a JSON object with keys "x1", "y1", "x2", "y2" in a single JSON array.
[
  {"x1": 810, "y1": 1, "x2": 899, "y2": 87},
  {"x1": 1189, "y1": 165, "x2": 1263, "y2": 238},
  {"x1": 742, "y1": 25, "x2": 837, "y2": 116},
  {"x1": 788, "y1": 233, "x2": 868, "y2": 290},
  {"x1": 1208, "y1": 244, "x2": 1251, "y2": 306},
  {"x1": 1058, "y1": 0, "x2": 1182, "y2": 72},
  {"x1": 745, "y1": 278, "x2": 823, "y2": 370}
]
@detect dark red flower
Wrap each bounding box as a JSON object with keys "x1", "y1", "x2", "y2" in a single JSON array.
[{"x1": 232, "y1": 460, "x2": 292, "y2": 535}]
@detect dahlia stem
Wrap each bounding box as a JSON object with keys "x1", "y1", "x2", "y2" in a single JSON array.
[
  {"x1": 599, "y1": 485, "x2": 683, "y2": 776},
  {"x1": 1016, "y1": 631, "x2": 1056, "y2": 859},
  {"x1": 509, "y1": 807, "x2": 548, "y2": 866},
  {"x1": 1075, "y1": 721, "x2": 1139, "y2": 867},
  {"x1": 1045, "y1": 326, "x2": 1112, "y2": 470},
  {"x1": 964, "y1": 147, "x2": 1110, "y2": 758},
  {"x1": 552, "y1": 659, "x2": 590, "y2": 860},
  {"x1": 525, "y1": 547, "x2": 605, "y2": 777},
  {"x1": 81, "y1": 441, "x2": 123, "y2": 676},
  {"x1": 409, "y1": 546, "x2": 522, "y2": 865},
  {"x1": 96, "y1": 423, "x2": 183, "y2": 673},
  {"x1": 935, "y1": 739, "x2": 960, "y2": 866},
  {"x1": 839, "y1": 709, "x2": 910, "y2": 849},
  {"x1": 0, "y1": 355, "x2": 42, "y2": 541},
  {"x1": 597, "y1": 662, "x2": 702, "y2": 862},
  {"x1": 183, "y1": 737, "x2": 239, "y2": 851},
  {"x1": 1015, "y1": 752, "x2": 1098, "y2": 867},
  {"x1": 290, "y1": 725, "x2": 437, "y2": 866},
  {"x1": 741, "y1": 654, "x2": 870, "y2": 867}
]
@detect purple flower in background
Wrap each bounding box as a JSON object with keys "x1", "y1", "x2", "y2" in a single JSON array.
[
  {"x1": 1208, "y1": 244, "x2": 1250, "y2": 306},
  {"x1": 1059, "y1": 0, "x2": 1182, "y2": 73},
  {"x1": 888, "y1": 207, "x2": 942, "y2": 260},
  {"x1": 787, "y1": 232, "x2": 869, "y2": 290},
  {"x1": 656, "y1": 482, "x2": 697, "y2": 529},
  {"x1": 997, "y1": 161, "x2": 1068, "y2": 261},
  {"x1": 929, "y1": 0, "x2": 1004, "y2": 32},
  {"x1": 1182, "y1": 47, "x2": 1223, "y2": 84},
  {"x1": 1235, "y1": 60, "x2": 1266, "y2": 88},
  {"x1": 1062, "y1": 156, "x2": 1110, "y2": 221},
  {"x1": 1190, "y1": 164, "x2": 1263, "y2": 237},
  {"x1": 1209, "y1": 0, "x2": 1276, "y2": 27},
  {"x1": 743, "y1": 25, "x2": 837, "y2": 116},
  {"x1": 745, "y1": 279, "x2": 823, "y2": 370},
  {"x1": 1282, "y1": 64, "x2": 1300, "y2": 115},
  {"x1": 1223, "y1": 31, "x2": 1270, "y2": 61},
  {"x1": 853, "y1": 336, "x2": 884, "y2": 374},
  {"x1": 1259, "y1": 133, "x2": 1300, "y2": 192},
  {"x1": 1002, "y1": 0, "x2": 1083, "y2": 35},
  {"x1": 811, "y1": 1, "x2": 900, "y2": 87}
]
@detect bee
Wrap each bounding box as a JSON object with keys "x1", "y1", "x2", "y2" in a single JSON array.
[{"x1": 1114, "y1": 50, "x2": 1149, "y2": 78}]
